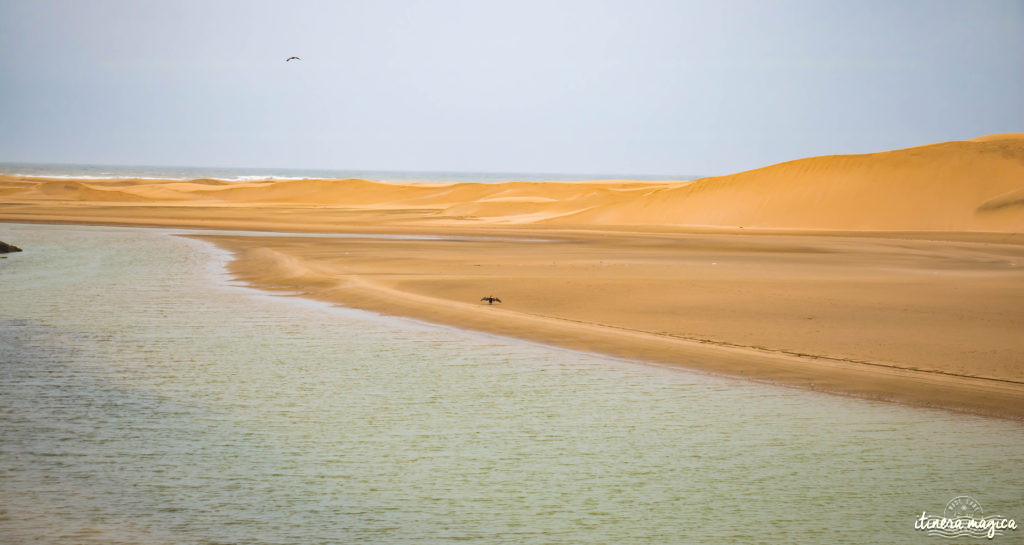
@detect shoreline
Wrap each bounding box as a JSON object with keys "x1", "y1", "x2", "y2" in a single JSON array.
[
  {"x1": 2, "y1": 217, "x2": 1023, "y2": 419},
  {"x1": 191, "y1": 229, "x2": 1024, "y2": 421},
  {"x1": 2, "y1": 214, "x2": 1022, "y2": 245}
]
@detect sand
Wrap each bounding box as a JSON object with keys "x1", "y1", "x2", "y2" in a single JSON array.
[{"x1": 2, "y1": 133, "x2": 1023, "y2": 418}]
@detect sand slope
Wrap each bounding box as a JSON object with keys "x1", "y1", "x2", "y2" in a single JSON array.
[{"x1": 547, "y1": 134, "x2": 1024, "y2": 231}]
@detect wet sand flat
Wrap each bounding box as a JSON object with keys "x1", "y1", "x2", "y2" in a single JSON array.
[{"x1": 194, "y1": 230, "x2": 1024, "y2": 419}]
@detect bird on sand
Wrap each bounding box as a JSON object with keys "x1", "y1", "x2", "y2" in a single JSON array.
[
  {"x1": 285, "y1": 56, "x2": 301, "y2": 62},
  {"x1": 481, "y1": 295, "x2": 502, "y2": 305}
]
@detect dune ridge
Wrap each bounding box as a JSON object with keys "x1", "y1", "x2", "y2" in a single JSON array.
[{"x1": 546, "y1": 134, "x2": 1024, "y2": 231}]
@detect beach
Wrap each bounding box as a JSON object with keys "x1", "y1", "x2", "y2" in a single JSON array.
[
  {"x1": 2, "y1": 134, "x2": 1023, "y2": 418},
  {"x1": 5, "y1": 2, "x2": 1022, "y2": 541}
]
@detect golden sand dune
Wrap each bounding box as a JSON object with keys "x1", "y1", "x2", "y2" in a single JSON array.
[
  {"x1": 32, "y1": 180, "x2": 150, "y2": 202},
  {"x1": 2, "y1": 134, "x2": 1021, "y2": 232},
  {"x1": 179, "y1": 178, "x2": 663, "y2": 223},
  {"x1": 548, "y1": 134, "x2": 1024, "y2": 231}
]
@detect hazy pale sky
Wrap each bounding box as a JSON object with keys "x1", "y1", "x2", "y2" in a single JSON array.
[{"x1": 1, "y1": 0, "x2": 1022, "y2": 175}]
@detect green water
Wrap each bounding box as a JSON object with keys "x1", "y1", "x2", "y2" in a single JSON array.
[{"x1": 0, "y1": 224, "x2": 1021, "y2": 544}]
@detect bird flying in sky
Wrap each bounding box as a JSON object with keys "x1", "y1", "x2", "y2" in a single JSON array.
[{"x1": 285, "y1": 56, "x2": 301, "y2": 62}]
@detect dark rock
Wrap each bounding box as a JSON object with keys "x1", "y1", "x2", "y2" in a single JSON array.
[{"x1": 0, "y1": 241, "x2": 23, "y2": 253}]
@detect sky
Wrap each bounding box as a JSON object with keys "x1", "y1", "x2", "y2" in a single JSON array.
[{"x1": 0, "y1": 0, "x2": 1022, "y2": 176}]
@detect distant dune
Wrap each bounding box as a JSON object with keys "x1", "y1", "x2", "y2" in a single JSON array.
[{"x1": 1, "y1": 133, "x2": 1022, "y2": 232}]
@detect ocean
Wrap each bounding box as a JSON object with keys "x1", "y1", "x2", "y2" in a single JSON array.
[
  {"x1": 0, "y1": 223, "x2": 1022, "y2": 544},
  {"x1": 0, "y1": 162, "x2": 697, "y2": 183}
]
